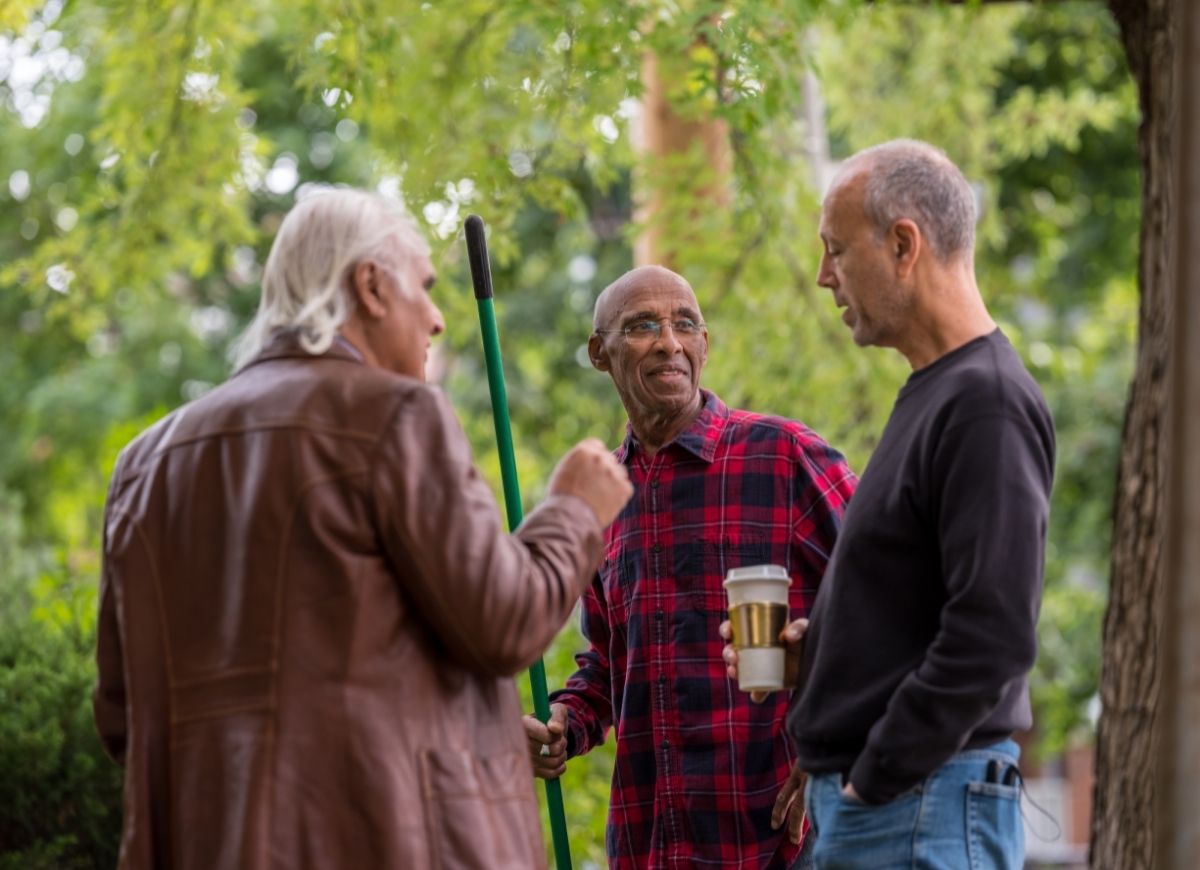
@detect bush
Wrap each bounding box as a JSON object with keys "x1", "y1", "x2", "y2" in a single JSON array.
[{"x1": 0, "y1": 599, "x2": 122, "y2": 868}]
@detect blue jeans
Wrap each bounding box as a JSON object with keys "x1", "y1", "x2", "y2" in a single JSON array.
[
  {"x1": 804, "y1": 740, "x2": 1023, "y2": 870},
  {"x1": 789, "y1": 829, "x2": 816, "y2": 869}
]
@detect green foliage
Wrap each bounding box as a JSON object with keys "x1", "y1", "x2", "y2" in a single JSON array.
[
  {"x1": 0, "y1": 0, "x2": 1137, "y2": 863},
  {"x1": 0, "y1": 493, "x2": 121, "y2": 868},
  {"x1": 0, "y1": 620, "x2": 122, "y2": 870}
]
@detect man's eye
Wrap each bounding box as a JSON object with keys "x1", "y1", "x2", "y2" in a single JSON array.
[
  {"x1": 673, "y1": 319, "x2": 700, "y2": 333},
  {"x1": 627, "y1": 321, "x2": 659, "y2": 336}
]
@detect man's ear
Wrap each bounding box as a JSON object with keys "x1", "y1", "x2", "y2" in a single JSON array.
[
  {"x1": 587, "y1": 333, "x2": 609, "y2": 372},
  {"x1": 351, "y1": 261, "x2": 388, "y2": 319},
  {"x1": 891, "y1": 219, "x2": 921, "y2": 280}
]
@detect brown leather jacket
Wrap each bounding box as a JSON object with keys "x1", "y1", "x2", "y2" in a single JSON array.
[{"x1": 93, "y1": 335, "x2": 603, "y2": 869}]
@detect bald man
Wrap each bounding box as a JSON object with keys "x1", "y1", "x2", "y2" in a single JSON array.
[{"x1": 522, "y1": 266, "x2": 856, "y2": 869}]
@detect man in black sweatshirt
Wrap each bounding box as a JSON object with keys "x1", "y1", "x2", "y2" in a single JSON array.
[{"x1": 724, "y1": 139, "x2": 1054, "y2": 869}]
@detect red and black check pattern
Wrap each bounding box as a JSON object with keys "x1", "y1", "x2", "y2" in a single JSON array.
[{"x1": 551, "y1": 391, "x2": 856, "y2": 869}]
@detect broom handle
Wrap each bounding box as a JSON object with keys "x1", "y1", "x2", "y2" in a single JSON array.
[{"x1": 465, "y1": 214, "x2": 573, "y2": 870}]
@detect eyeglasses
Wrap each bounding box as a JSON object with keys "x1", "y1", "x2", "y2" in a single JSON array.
[{"x1": 596, "y1": 317, "x2": 706, "y2": 342}]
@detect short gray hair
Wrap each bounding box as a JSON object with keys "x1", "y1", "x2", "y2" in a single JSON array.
[
  {"x1": 844, "y1": 139, "x2": 976, "y2": 263},
  {"x1": 231, "y1": 188, "x2": 429, "y2": 368}
]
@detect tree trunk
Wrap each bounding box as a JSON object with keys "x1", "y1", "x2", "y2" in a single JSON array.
[
  {"x1": 1091, "y1": 1, "x2": 1178, "y2": 867},
  {"x1": 633, "y1": 51, "x2": 732, "y2": 268}
]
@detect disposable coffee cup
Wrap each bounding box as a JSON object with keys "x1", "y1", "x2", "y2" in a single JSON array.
[{"x1": 723, "y1": 564, "x2": 791, "y2": 692}]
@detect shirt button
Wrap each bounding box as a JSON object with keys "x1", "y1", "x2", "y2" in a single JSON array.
[
  {"x1": 655, "y1": 609, "x2": 664, "y2": 621},
  {"x1": 652, "y1": 543, "x2": 661, "y2": 554},
  {"x1": 650, "y1": 480, "x2": 659, "y2": 489},
  {"x1": 661, "y1": 739, "x2": 669, "y2": 749}
]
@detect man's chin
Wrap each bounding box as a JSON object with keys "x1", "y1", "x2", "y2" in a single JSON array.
[{"x1": 646, "y1": 385, "x2": 700, "y2": 410}]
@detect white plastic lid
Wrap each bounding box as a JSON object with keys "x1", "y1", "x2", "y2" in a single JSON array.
[{"x1": 723, "y1": 563, "x2": 790, "y2": 586}]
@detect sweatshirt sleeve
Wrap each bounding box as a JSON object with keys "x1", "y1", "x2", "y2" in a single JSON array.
[
  {"x1": 371, "y1": 384, "x2": 605, "y2": 677},
  {"x1": 849, "y1": 410, "x2": 1054, "y2": 803}
]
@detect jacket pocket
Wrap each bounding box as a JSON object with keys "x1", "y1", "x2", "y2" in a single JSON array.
[{"x1": 418, "y1": 748, "x2": 544, "y2": 870}]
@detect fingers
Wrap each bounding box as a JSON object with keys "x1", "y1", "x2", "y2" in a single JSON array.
[
  {"x1": 548, "y1": 440, "x2": 633, "y2": 527},
  {"x1": 781, "y1": 618, "x2": 809, "y2": 688},
  {"x1": 780, "y1": 618, "x2": 809, "y2": 645},
  {"x1": 787, "y1": 806, "x2": 805, "y2": 844},
  {"x1": 525, "y1": 706, "x2": 569, "y2": 779},
  {"x1": 722, "y1": 620, "x2": 771, "y2": 702},
  {"x1": 522, "y1": 712, "x2": 552, "y2": 745},
  {"x1": 720, "y1": 624, "x2": 739, "y2": 680},
  {"x1": 772, "y1": 762, "x2": 806, "y2": 830}
]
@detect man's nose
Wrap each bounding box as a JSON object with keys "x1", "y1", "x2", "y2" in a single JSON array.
[
  {"x1": 816, "y1": 254, "x2": 836, "y2": 289},
  {"x1": 430, "y1": 303, "x2": 446, "y2": 336},
  {"x1": 654, "y1": 323, "x2": 684, "y2": 353}
]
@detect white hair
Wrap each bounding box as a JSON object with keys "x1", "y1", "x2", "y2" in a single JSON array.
[
  {"x1": 231, "y1": 188, "x2": 429, "y2": 368},
  {"x1": 842, "y1": 139, "x2": 977, "y2": 263}
]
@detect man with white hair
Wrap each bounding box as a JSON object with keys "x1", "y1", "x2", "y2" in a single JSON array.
[
  {"x1": 727, "y1": 140, "x2": 1055, "y2": 869},
  {"x1": 93, "y1": 189, "x2": 633, "y2": 869}
]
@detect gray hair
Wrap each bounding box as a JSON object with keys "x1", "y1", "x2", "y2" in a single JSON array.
[
  {"x1": 231, "y1": 188, "x2": 429, "y2": 368},
  {"x1": 843, "y1": 139, "x2": 976, "y2": 263}
]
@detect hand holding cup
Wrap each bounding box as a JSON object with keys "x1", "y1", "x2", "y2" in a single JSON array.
[{"x1": 720, "y1": 592, "x2": 809, "y2": 704}]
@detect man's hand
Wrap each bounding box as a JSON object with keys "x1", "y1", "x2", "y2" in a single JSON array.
[
  {"x1": 771, "y1": 761, "x2": 808, "y2": 844},
  {"x1": 523, "y1": 703, "x2": 569, "y2": 779},
  {"x1": 548, "y1": 438, "x2": 633, "y2": 527},
  {"x1": 719, "y1": 617, "x2": 809, "y2": 702},
  {"x1": 841, "y1": 781, "x2": 864, "y2": 803}
]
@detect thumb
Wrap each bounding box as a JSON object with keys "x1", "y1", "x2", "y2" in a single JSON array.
[{"x1": 547, "y1": 704, "x2": 569, "y2": 734}]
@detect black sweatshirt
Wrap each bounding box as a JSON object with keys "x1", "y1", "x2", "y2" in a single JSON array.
[{"x1": 787, "y1": 329, "x2": 1055, "y2": 804}]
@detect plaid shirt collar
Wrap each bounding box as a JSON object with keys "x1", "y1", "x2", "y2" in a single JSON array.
[{"x1": 615, "y1": 388, "x2": 729, "y2": 465}]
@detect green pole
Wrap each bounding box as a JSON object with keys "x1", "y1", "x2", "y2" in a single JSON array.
[{"x1": 464, "y1": 214, "x2": 573, "y2": 870}]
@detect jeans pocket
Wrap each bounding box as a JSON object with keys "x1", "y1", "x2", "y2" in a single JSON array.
[{"x1": 966, "y1": 781, "x2": 1023, "y2": 870}]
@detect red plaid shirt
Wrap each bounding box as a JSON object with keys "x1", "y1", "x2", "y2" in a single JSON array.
[{"x1": 552, "y1": 391, "x2": 856, "y2": 869}]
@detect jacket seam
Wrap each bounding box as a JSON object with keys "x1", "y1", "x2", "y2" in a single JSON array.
[
  {"x1": 148, "y1": 420, "x2": 379, "y2": 461},
  {"x1": 265, "y1": 464, "x2": 370, "y2": 859}
]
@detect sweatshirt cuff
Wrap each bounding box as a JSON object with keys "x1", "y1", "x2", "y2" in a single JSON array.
[{"x1": 848, "y1": 745, "x2": 912, "y2": 805}]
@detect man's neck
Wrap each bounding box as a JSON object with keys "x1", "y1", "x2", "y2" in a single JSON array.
[
  {"x1": 896, "y1": 270, "x2": 995, "y2": 371},
  {"x1": 629, "y1": 394, "x2": 704, "y2": 457}
]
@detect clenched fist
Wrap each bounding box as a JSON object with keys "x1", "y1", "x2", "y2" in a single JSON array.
[{"x1": 548, "y1": 438, "x2": 633, "y2": 527}]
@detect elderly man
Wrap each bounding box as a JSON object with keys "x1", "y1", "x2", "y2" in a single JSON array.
[
  {"x1": 93, "y1": 189, "x2": 632, "y2": 869},
  {"x1": 727, "y1": 140, "x2": 1055, "y2": 869},
  {"x1": 523, "y1": 265, "x2": 856, "y2": 869}
]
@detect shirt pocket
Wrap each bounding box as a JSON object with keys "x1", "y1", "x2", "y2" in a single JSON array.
[
  {"x1": 597, "y1": 539, "x2": 632, "y2": 633},
  {"x1": 668, "y1": 538, "x2": 778, "y2": 662},
  {"x1": 681, "y1": 537, "x2": 777, "y2": 614}
]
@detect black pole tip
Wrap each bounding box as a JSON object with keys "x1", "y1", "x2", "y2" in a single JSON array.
[{"x1": 464, "y1": 214, "x2": 493, "y2": 300}]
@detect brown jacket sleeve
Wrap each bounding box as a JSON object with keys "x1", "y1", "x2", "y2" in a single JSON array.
[
  {"x1": 93, "y1": 463, "x2": 128, "y2": 765},
  {"x1": 371, "y1": 385, "x2": 603, "y2": 676}
]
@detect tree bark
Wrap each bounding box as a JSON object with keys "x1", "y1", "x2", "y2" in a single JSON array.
[
  {"x1": 634, "y1": 51, "x2": 732, "y2": 268},
  {"x1": 1091, "y1": 1, "x2": 1178, "y2": 867},
  {"x1": 1155, "y1": 0, "x2": 1200, "y2": 865}
]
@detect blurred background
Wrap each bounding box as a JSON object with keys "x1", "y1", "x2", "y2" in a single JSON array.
[{"x1": 0, "y1": 1, "x2": 1137, "y2": 867}]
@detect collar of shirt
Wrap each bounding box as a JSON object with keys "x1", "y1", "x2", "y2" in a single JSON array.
[
  {"x1": 333, "y1": 334, "x2": 366, "y2": 363},
  {"x1": 615, "y1": 388, "x2": 729, "y2": 466}
]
